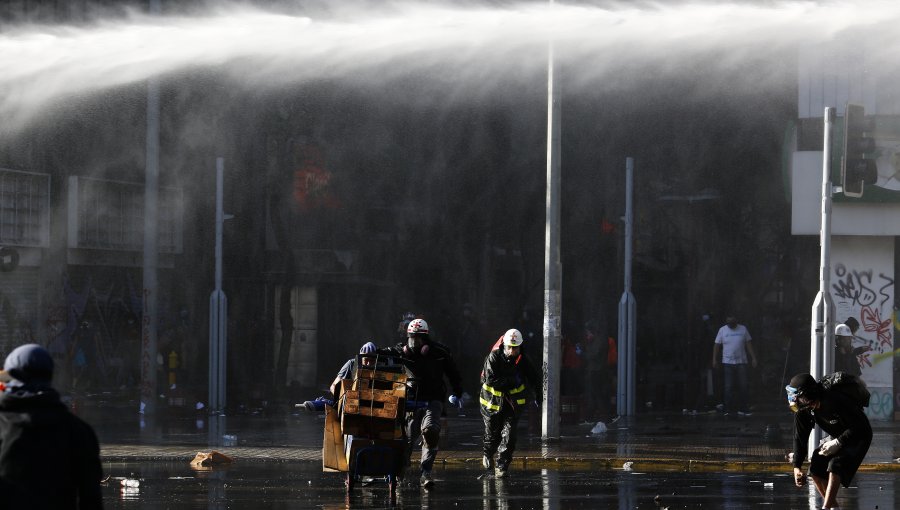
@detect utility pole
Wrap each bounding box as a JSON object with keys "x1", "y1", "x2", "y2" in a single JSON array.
[
  {"x1": 542, "y1": 0, "x2": 561, "y2": 440},
  {"x1": 809, "y1": 106, "x2": 836, "y2": 455},
  {"x1": 617, "y1": 157, "x2": 636, "y2": 416}
]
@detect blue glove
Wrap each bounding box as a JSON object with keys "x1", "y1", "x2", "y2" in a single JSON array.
[{"x1": 448, "y1": 394, "x2": 459, "y2": 406}]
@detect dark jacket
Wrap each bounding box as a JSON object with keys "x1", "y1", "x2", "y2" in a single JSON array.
[
  {"x1": 378, "y1": 340, "x2": 463, "y2": 402},
  {"x1": 834, "y1": 345, "x2": 866, "y2": 376},
  {"x1": 792, "y1": 388, "x2": 873, "y2": 469},
  {"x1": 0, "y1": 387, "x2": 103, "y2": 509},
  {"x1": 480, "y1": 350, "x2": 541, "y2": 415}
]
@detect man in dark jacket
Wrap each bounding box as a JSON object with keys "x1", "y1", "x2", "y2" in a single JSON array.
[
  {"x1": 377, "y1": 319, "x2": 463, "y2": 488},
  {"x1": 480, "y1": 328, "x2": 541, "y2": 478},
  {"x1": 834, "y1": 324, "x2": 870, "y2": 376},
  {"x1": 786, "y1": 372, "x2": 872, "y2": 510},
  {"x1": 0, "y1": 343, "x2": 103, "y2": 509}
]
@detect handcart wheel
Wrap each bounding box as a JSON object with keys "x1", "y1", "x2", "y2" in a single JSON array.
[
  {"x1": 388, "y1": 474, "x2": 397, "y2": 498},
  {"x1": 345, "y1": 472, "x2": 354, "y2": 491}
]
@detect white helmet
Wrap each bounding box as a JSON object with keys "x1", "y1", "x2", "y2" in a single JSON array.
[
  {"x1": 835, "y1": 324, "x2": 852, "y2": 337},
  {"x1": 407, "y1": 318, "x2": 429, "y2": 335},
  {"x1": 502, "y1": 328, "x2": 524, "y2": 347}
]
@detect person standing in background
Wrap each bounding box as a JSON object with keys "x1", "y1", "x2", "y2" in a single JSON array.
[
  {"x1": 712, "y1": 316, "x2": 757, "y2": 416},
  {"x1": 834, "y1": 323, "x2": 870, "y2": 376}
]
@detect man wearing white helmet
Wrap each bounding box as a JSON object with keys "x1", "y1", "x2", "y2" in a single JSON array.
[
  {"x1": 834, "y1": 324, "x2": 869, "y2": 376},
  {"x1": 377, "y1": 318, "x2": 463, "y2": 488},
  {"x1": 479, "y1": 328, "x2": 541, "y2": 478}
]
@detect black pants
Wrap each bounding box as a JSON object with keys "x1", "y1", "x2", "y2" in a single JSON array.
[{"x1": 482, "y1": 405, "x2": 522, "y2": 470}]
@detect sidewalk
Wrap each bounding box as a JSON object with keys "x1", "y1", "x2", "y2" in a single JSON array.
[{"x1": 89, "y1": 402, "x2": 900, "y2": 474}]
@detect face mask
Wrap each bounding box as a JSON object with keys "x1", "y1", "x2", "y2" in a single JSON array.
[
  {"x1": 785, "y1": 385, "x2": 812, "y2": 412},
  {"x1": 408, "y1": 336, "x2": 421, "y2": 350}
]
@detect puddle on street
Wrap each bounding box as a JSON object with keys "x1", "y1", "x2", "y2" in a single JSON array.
[{"x1": 100, "y1": 461, "x2": 900, "y2": 509}]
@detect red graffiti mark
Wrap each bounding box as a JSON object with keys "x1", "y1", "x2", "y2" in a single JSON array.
[
  {"x1": 859, "y1": 352, "x2": 872, "y2": 368},
  {"x1": 861, "y1": 305, "x2": 892, "y2": 348}
]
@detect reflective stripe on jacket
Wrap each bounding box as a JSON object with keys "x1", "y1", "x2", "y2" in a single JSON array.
[
  {"x1": 480, "y1": 348, "x2": 539, "y2": 416},
  {"x1": 479, "y1": 381, "x2": 527, "y2": 413}
]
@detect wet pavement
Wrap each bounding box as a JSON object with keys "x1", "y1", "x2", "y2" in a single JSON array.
[
  {"x1": 100, "y1": 461, "x2": 900, "y2": 509},
  {"x1": 73, "y1": 396, "x2": 900, "y2": 508},
  {"x1": 84, "y1": 399, "x2": 900, "y2": 474}
]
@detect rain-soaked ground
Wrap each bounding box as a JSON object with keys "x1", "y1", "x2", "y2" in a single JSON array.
[{"x1": 101, "y1": 460, "x2": 900, "y2": 509}]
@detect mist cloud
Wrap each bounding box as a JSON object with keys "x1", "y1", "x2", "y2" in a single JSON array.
[{"x1": 1, "y1": 1, "x2": 897, "y2": 131}]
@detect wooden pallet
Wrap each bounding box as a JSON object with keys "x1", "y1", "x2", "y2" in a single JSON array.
[{"x1": 342, "y1": 390, "x2": 401, "y2": 418}]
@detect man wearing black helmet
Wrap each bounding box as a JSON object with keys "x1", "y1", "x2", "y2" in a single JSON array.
[{"x1": 786, "y1": 373, "x2": 872, "y2": 510}]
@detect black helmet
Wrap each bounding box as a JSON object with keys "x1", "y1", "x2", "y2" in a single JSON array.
[{"x1": 786, "y1": 373, "x2": 821, "y2": 412}]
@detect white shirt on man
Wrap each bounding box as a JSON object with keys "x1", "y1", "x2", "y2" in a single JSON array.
[{"x1": 715, "y1": 324, "x2": 752, "y2": 364}]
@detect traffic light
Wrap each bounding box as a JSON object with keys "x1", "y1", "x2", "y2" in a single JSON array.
[{"x1": 841, "y1": 103, "x2": 877, "y2": 198}]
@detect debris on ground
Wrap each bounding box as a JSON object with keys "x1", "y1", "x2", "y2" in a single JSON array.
[{"x1": 190, "y1": 450, "x2": 234, "y2": 468}]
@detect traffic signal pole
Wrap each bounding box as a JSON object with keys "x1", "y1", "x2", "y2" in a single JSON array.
[{"x1": 809, "y1": 106, "x2": 836, "y2": 456}]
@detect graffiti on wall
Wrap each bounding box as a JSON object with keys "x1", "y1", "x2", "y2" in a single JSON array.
[
  {"x1": 1, "y1": 270, "x2": 188, "y2": 393},
  {"x1": 831, "y1": 261, "x2": 895, "y2": 419}
]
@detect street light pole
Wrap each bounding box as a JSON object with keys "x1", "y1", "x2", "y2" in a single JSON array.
[
  {"x1": 809, "y1": 106, "x2": 836, "y2": 455},
  {"x1": 209, "y1": 157, "x2": 229, "y2": 415},
  {"x1": 542, "y1": 0, "x2": 562, "y2": 440},
  {"x1": 617, "y1": 157, "x2": 636, "y2": 416}
]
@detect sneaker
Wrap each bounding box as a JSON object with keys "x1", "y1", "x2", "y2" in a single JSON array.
[
  {"x1": 420, "y1": 471, "x2": 434, "y2": 488},
  {"x1": 482, "y1": 455, "x2": 494, "y2": 470},
  {"x1": 495, "y1": 466, "x2": 507, "y2": 478},
  {"x1": 737, "y1": 411, "x2": 753, "y2": 417}
]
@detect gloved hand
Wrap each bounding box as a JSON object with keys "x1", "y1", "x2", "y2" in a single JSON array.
[
  {"x1": 819, "y1": 437, "x2": 842, "y2": 456},
  {"x1": 448, "y1": 394, "x2": 459, "y2": 406}
]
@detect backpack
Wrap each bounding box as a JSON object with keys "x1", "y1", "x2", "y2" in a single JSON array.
[{"x1": 820, "y1": 372, "x2": 870, "y2": 408}]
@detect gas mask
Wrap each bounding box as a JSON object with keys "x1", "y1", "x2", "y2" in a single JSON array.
[
  {"x1": 403, "y1": 335, "x2": 429, "y2": 356},
  {"x1": 785, "y1": 385, "x2": 812, "y2": 413}
]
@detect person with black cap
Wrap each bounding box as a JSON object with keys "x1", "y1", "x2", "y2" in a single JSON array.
[
  {"x1": 298, "y1": 341, "x2": 380, "y2": 411},
  {"x1": 0, "y1": 343, "x2": 103, "y2": 509},
  {"x1": 785, "y1": 372, "x2": 872, "y2": 510}
]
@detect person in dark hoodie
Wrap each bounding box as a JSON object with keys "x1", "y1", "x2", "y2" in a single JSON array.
[
  {"x1": 0, "y1": 343, "x2": 103, "y2": 509},
  {"x1": 786, "y1": 372, "x2": 872, "y2": 510}
]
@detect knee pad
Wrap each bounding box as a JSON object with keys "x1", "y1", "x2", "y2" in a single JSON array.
[{"x1": 422, "y1": 427, "x2": 440, "y2": 448}]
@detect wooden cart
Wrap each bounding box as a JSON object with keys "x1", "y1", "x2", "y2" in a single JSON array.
[{"x1": 323, "y1": 354, "x2": 408, "y2": 496}]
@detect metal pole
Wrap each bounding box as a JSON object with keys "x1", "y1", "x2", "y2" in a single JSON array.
[
  {"x1": 617, "y1": 157, "x2": 636, "y2": 416},
  {"x1": 809, "y1": 107, "x2": 836, "y2": 456},
  {"x1": 140, "y1": 0, "x2": 161, "y2": 417},
  {"x1": 209, "y1": 157, "x2": 228, "y2": 414},
  {"x1": 542, "y1": 0, "x2": 561, "y2": 439}
]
